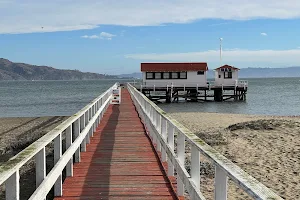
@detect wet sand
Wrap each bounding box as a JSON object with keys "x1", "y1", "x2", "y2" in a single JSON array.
[{"x1": 170, "y1": 112, "x2": 300, "y2": 200}]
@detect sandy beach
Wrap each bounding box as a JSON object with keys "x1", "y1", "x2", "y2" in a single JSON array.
[
  {"x1": 0, "y1": 116, "x2": 68, "y2": 200},
  {"x1": 170, "y1": 112, "x2": 300, "y2": 200}
]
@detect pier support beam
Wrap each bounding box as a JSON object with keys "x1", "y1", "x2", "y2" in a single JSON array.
[{"x1": 214, "y1": 89, "x2": 223, "y2": 102}]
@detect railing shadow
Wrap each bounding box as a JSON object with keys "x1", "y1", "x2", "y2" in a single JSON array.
[{"x1": 81, "y1": 104, "x2": 119, "y2": 199}]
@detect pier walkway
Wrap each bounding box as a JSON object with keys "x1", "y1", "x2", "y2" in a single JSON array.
[{"x1": 54, "y1": 89, "x2": 178, "y2": 200}]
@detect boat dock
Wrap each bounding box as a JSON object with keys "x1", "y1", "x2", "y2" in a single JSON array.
[
  {"x1": 0, "y1": 83, "x2": 282, "y2": 200},
  {"x1": 134, "y1": 81, "x2": 248, "y2": 102}
]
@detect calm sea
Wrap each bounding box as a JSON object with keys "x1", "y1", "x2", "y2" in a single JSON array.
[
  {"x1": 159, "y1": 77, "x2": 300, "y2": 116},
  {"x1": 0, "y1": 78, "x2": 300, "y2": 117},
  {"x1": 0, "y1": 80, "x2": 119, "y2": 117}
]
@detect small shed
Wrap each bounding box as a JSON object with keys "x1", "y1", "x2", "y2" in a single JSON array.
[
  {"x1": 214, "y1": 65, "x2": 240, "y2": 86},
  {"x1": 141, "y1": 62, "x2": 208, "y2": 87}
]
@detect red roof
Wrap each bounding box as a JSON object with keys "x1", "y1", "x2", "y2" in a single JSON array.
[
  {"x1": 215, "y1": 65, "x2": 240, "y2": 70},
  {"x1": 141, "y1": 63, "x2": 208, "y2": 72}
]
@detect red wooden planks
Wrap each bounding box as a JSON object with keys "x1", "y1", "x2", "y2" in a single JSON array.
[{"x1": 54, "y1": 89, "x2": 179, "y2": 200}]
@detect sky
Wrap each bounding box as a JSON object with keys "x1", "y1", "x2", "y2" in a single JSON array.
[{"x1": 0, "y1": 1, "x2": 300, "y2": 75}]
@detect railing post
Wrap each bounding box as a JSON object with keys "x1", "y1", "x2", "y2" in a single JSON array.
[
  {"x1": 161, "y1": 118, "x2": 167, "y2": 162},
  {"x1": 80, "y1": 114, "x2": 86, "y2": 152},
  {"x1": 73, "y1": 119, "x2": 80, "y2": 163},
  {"x1": 85, "y1": 110, "x2": 89, "y2": 125},
  {"x1": 167, "y1": 122, "x2": 174, "y2": 176},
  {"x1": 35, "y1": 147, "x2": 46, "y2": 188},
  {"x1": 65, "y1": 125, "x2": 73, "y2": 177},
  {"x1": 5, "y1": 171, "x2": 19, "y2": 200},
  {"x1": 215, "y1": 166, "x2": 228, "y2": 200},
  {"x1": 54, "y1": 134, "x2": 62, "y2": 196},
  {"x1": 156, "y1": 113, "x2": 161, "y2": 152},
  {"x1": 191, "y1": 146, "x2": 200, "y2": 190},
  {"x1": 177, "y1": 132, "x2": 185, "y2": 196}
]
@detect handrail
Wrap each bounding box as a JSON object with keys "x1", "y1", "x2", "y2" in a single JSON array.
[
  {"x1": 0, "y1": 83, "x2": 118, "y2": 200},
  {"x1": 127, "y1": 82, "x2": 282, "y2": 200},
  {"x1": 138, "y1": 81, "x2": 248, "y2": 89}
]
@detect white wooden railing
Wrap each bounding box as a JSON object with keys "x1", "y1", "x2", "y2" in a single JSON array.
[
  {"x1": 137, "y1": 80, "x2": 248, "y2": 92},
  {"x1": 0, "y1": 83, "x2": 118, "y2": 200},
  {"x1": 127, "y1": 83, "x2": 282, "y2": 200}
]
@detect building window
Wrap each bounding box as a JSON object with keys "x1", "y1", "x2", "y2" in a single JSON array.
[
  {"x1": 171, "y1": 72, "x2": 178, "y2": 79},
  {"x1": 155, "y1": 72, "x2": 162, "y2": 79},
  {"x1": 179, "y1": 72, "x2": 187, "y2": 79},
  {"x1": 197, "y1": 71, "x2": 204, "y2": 75},
  {"x1": 146, "y1": 72, "x2": 154, "y2": 79},
  {"x1": 163, "y1": 72, "x2": 170, "y2": 79},
  {"x1": 224, "y1": 71, "x2": 232, "y2": 79}
]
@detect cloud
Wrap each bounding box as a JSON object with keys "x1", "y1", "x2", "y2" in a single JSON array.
[
  {"x1": 261, "y1": 32, "x2": 268, "y2": 36},
  {"x1": 81, "y1": 32, "x2": 116, "y2": 40},
  {"x1": 100, "y1": 32, "x2": 116, "y2": 38},
  {"x1": 125, "y1": 49, "x2": 300, "y2": 66},
  {"x1": 1, "y1": 1, "x2": 300, "y2": 34},
  {"x1": 81, "y1": 35, "x2": 99, "y2": 39}
]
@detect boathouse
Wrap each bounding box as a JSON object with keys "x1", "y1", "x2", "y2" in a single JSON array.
[
  {"x1": 141, "y1": 62, "x2": 208, "y2": 87},
  {"x1": 214, "y1": 65, "x2": 240, "y2": 86}
]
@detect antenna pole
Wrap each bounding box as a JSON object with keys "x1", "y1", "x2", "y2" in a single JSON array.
[{"x1": 220, "y1": 38, "x2": 223, "y2": 67}]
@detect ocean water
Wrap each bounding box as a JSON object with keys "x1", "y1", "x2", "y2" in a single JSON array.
[
  {"x1": 0, "y1": 80, "x2": 120, "y2": 117},
  {"x1": 0, "y1": 78, "x2": 299, "y2": 117},
  {"x1": 159, "y1": 77, "x2": 300, "y2": 116}
]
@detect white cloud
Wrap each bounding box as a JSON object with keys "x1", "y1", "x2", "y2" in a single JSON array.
[
  {"x1": 81, "y1": 35, "x2": 99, "y2": 39},
  {"x1": 81, "y1": 32, "x2": 116, "y2": 40},
  {"x1": 100, "y1": 32, "x2": 116, "y2": 39},
  {"x1": 261, "y1": 32, "x2": 268, "y2": 36},
  {"x1": 1, "y1": 1, "x2": 300, "y2": 34},
  {"x1": 125, "y1": 49, "x2": 300, "y2": 66}
]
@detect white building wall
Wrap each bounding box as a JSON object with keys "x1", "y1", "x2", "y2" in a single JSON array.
[
  {"x1": 214, "y1": 70, "x2": 239, "y2": 86},
  {"x1": 142, "y1": 71, "x2": 207, "y2": 87}
]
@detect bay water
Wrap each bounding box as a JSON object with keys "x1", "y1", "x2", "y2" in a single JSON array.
[{"x1": 0, "y1": 78, "x2": 300, "y2": 117}]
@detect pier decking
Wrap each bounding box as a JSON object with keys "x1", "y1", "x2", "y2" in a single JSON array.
[{"x1": 54, "y1": 89, "x2": 178, "y2": 200}]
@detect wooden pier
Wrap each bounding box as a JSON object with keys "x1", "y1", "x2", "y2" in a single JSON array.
[
  {"x1": 137, "y1": 84, "x2": 247, "y2": 103},
  {"x1": 54, "y1": 89, "x2": 179, "y2": 199}
]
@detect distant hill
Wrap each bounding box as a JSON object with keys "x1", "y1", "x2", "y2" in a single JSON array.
[
  {"x1": 118, "y1": 72, "x2": 143, "y2": 79},
  {"x1": 0, "y1": 58, "x2": 118, "y2": 80},
  {"x1": 119, "y1": 67, "x2": 300, "y2": 79}
]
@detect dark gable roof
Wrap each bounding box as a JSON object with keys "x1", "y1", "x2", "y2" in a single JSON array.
[
  {"x1": 141, "y1": 63, "x2": 208, "y2": 72},
  {"x1": 215, "y1": 65, "x2": 240, "y2": 70}
]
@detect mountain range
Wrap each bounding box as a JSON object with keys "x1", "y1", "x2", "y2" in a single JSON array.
[
  {"x1": 0, "y1": 58, "x2": 119, "y2": 80},
  {"x1": 1, "y1": 58, "x2": 300, "y2": 80},
  {"x1": 119, "y1": 67, "x2": 300, "y2": 79}
]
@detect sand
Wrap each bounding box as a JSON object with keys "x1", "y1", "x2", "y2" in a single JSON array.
[
  {"x1": 0, "y1": 116, "x2": 68, "y2": 200},
  {"x1": 169, "y1": 112, "x2": 300, "y2": 200}
]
